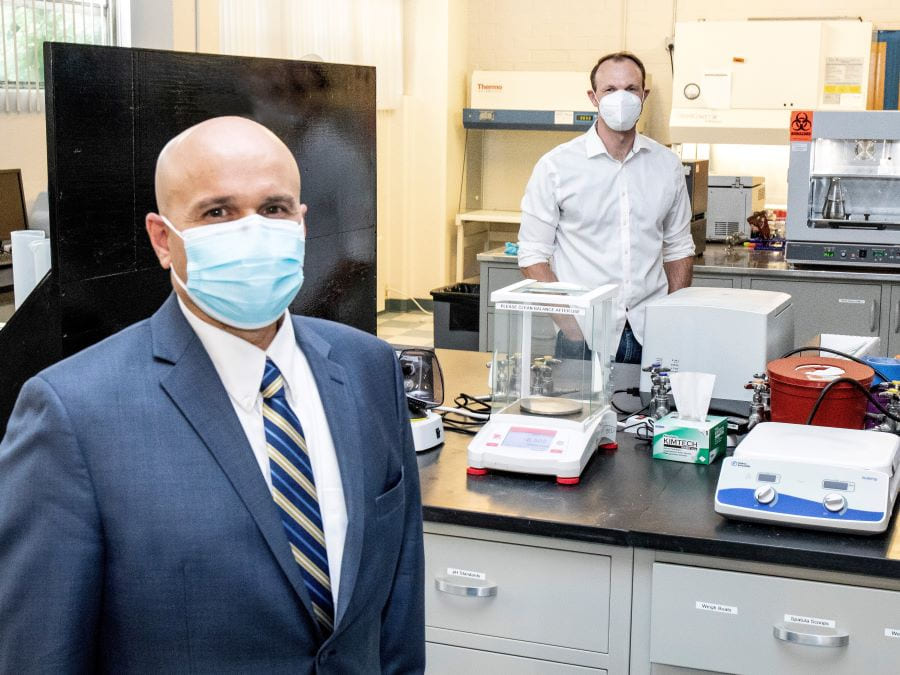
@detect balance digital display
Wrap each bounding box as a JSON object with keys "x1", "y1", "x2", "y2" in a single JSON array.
[
  {"x1": 502, "y1": 427, "x2": 556, "y2": 451},
  {"x1": 575, "y1": 114, "x2": 594, "y2": 121}
]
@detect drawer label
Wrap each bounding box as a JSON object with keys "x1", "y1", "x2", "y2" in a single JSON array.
[
  {"x1": 885, "y1": 628, "x2": 900, "y2": 639},
  {"x1": 785, "y1": 614, "x2": 836, "y2": 628},
  {"x1": 447, "y1": 567, "x2": 486, "y2": 581},
  {"x1": 837, "y1": 298, "x2": 865, "y2": 304},
  {"x1": 695, "y1": 601, "x2": 738, "y2": 615},
  {"x1": 495, "y1": 302, "x2": 585, "y2": 316}
]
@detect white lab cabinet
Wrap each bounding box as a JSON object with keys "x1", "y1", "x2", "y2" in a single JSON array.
[
  {"x1": 749, "y1": 278, "x2": 884, "y2": 345},
  {"x1": 648, "y1": 563, "x2": 900, "y2": 674},
  {"x1": 423, "y1": 523, "x2": 634, "y2": 673}
]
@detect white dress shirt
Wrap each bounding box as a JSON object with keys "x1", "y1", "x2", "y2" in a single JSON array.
[
  {"x1": 518, "y1": 128, "x2": 694, "y2": 344},
  {"x1": 178, "y1": 299, "x2": 348, "y2": 604}
]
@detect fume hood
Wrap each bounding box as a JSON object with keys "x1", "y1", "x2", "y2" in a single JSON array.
[{"x1": 670, "y1": 19, "x2": 873, "y2": 145}]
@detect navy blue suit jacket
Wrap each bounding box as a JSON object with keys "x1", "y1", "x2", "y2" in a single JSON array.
[{"x1": 0, "y1": 295, "x2": 425, "y2": 673}]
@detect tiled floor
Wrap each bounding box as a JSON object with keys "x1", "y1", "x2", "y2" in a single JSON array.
[{"x1": 376, "y1": 310, "x2": 434, "y2": 348}]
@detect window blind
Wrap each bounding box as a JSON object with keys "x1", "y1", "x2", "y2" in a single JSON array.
[{"x1": 1, "y1": 0, "x2": 117, "y2": 113}]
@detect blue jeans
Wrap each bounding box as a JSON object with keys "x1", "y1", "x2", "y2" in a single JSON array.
[{"x1": 554, "y1": 322, "x2": 643, "y2": 364}]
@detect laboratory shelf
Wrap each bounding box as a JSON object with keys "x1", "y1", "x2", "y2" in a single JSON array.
[{"x1": 454, "y1": 209, "x2": 521, "y2": 225}]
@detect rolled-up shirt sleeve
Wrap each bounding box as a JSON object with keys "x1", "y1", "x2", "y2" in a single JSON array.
[
  {"x1": 661, "y1": 161, "x2": 695, "y2": 263},
  {"x1": 518, "y1": 158, "x2": 559, "y2": 268}
]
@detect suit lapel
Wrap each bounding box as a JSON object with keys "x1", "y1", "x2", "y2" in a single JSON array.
[
  {"x1": 151, "y1": 296, "x2": 320, "y2": 633},
  {"x1": 292, "y1": 317, "x2": 366, "y2": 630}
]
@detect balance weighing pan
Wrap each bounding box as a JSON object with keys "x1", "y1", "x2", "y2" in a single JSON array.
[{"x1": 519, "y1": 396, "x2": 584, "y2": 416}]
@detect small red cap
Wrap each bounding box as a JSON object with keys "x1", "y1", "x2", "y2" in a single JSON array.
[
  {"x1": 600, "y1": 441, "x2": 618, "y2": 450},
  {"x1": 556, "y1": 476, "x2": 580, "y2": 485},
  {"x1": 467, "y1": 466, "x2": 489, "y2": 476}
]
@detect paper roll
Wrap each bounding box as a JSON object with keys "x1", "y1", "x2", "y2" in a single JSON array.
[
  {"x1": 30, "y1": 238, "x2": 52, "y2": 287},
  {"x1": 11, "y1": 230, "x2": 46, "y2": 309}
]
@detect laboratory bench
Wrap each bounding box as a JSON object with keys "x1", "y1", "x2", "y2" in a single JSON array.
[
  {"x1": 419, "y1": 348, "x2": 900, "y2": 674},
  {"x1": 477, "y1": 244, "x2": 900, "y2": 355}
]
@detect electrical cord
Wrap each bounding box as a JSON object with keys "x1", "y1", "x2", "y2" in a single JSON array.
[
  {"x1": 780, "y1": 346, "x2": 890, "y2": 384},
  {"x1": 805, "y1": 376, "x2": 900, "y2": 426},
  {"x1": 439, "y1": 392, "x2": 492, "y2": 435},
  {"x1": 611, "y1": 387, "x2": 648, "y2": 418},
  {"x1": 434, "y1": 406, "x2": 489, "y2": 420},
  {"x1": 635, "y1": 418, "x2": 654, "y2": 442}
]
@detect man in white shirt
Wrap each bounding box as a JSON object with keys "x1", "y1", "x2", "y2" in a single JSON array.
[
  {"x1": 0, "y1": 117, "x2": 425, "y2": 673},
  {"x1": 518, "y1": 52, "x2": 695, "y2": 363}
]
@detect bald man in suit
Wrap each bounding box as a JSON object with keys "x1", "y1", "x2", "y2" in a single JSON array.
[{"x1": 0, "y1": 117, "x2": 425, "y2": 673}]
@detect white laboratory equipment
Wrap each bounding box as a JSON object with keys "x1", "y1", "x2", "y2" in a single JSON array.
[
  {"x1": 467, "y1": 280, "x2": 619, "y2": 484},
  {"x1": 715, "y1": 422, "x2": 900, "y2": 534},
  {"x1": 640, "y1": 287, "x2": 794, "y2": 416}
]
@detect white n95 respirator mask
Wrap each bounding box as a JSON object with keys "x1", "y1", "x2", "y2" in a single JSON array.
[
  {"x1": 597, "y1": 89, "x2": 643, "y2": 132},
  {"x1": 162, "y1": 213, "x2": 306, "y2": 330}
]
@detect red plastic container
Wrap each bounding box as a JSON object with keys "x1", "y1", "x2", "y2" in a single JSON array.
[{"x1": 767, "y1": 357, "x2": 874, "y2": 429}]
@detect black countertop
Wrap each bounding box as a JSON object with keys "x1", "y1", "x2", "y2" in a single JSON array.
[{"x1": 419, "y1": 350, "x2": 900, "y2": 579}]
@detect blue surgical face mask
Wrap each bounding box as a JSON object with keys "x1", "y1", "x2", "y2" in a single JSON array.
[{"x1": 162, "y1": 213, "x2": 305, "y2": 330}]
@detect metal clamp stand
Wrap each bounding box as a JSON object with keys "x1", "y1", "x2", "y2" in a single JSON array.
[
  {"x1": 744, "y1": 373, "x2": 770, "y2": 431},
  {"x1": 642, "y1": 362, "x2": 672, "y2": 420}
]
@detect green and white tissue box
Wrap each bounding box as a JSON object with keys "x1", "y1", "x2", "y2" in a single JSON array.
[{"x1": 652, "y1": 412, "x2": 727, "y2": 464}]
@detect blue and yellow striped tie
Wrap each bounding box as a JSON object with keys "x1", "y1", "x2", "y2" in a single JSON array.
[{"x1": 261, "y1": 358, "x2": 335, "y2": 634}]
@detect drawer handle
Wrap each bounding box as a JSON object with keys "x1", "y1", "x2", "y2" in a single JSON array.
[
  {"x1": 434, "y1": 576, "x2": 498, "y2": 598},
  {"x1": 895, "y1": 300, "x2": 900, "y2": 334},
  {"x1": 870, "y1": 299, "x2": 879, "y2": 333},
  {"x1": 773, "y1": 624, "x2": 849, "y2": 648}
]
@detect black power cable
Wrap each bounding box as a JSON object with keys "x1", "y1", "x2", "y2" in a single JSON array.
[
  {"x1": 439, "y1": 392, "x2": 491, "y2": 436},
  {"x1": 611, "y1": 387, "x2": 648, "y2": 418},
  {"x1": 805, "y1": 377, "x2": 900, "y2": 426}
]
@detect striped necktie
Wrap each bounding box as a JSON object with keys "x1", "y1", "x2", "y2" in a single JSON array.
[{"x1": 261, "y1": 358, "x2": 335, "y2": 635}]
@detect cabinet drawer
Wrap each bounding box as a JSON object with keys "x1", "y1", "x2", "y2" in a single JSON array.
[
  {"x1": 749, "y1": 278, "x2": 882, "y2": 344},
  {"x1": 426, "y1": 642, "x2": 606, "y2": 674},
  {"x1": 692, "y1": 275, "x2": 734, "y2": 289},
  {"x1": 650, "y1": 563, "x2": 900, "y2": 674},
  {"x1": 425, "y1": 533, "x2": 611, "y2": 653},
  {"x1": 486, "y1": 266, "x2": 524, "y2": 304}
]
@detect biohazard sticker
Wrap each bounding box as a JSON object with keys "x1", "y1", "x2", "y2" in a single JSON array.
[{"x1": 790, "y1": 110, "x2": 813, "y2": 142}]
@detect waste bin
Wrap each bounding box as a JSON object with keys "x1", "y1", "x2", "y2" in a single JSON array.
[{"x1": 430, "y1": 283, "x2": 480, "y2": 351}]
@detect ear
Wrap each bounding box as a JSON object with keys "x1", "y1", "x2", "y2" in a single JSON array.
[
  {"x1": 299, "y1": 203, "x2": 308, "y2": 236},
  {"x1": 642, "y1": 88, "x2": 651, "y2": 102},
  {"x1": 145, "y1": 213, "x2": 172, "y2": 269},
  {"x1": 586, "y1": 89, "x2": 599, "y2": 107}
]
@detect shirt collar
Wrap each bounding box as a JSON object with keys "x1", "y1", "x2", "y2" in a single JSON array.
[
  {"x1": 177, "y1": 298, "x2": 299, "y2": 412},
  {"x1": 584, "y1": 124, "x2": 648, "y2": 159}
]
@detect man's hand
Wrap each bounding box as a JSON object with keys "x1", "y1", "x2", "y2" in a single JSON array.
[
  {"x1": 520, "y1": 262, "x2": 584, "y2": 341},
  {"x1": 663, "y1": 255, "x2": 693, "y2": 294}
]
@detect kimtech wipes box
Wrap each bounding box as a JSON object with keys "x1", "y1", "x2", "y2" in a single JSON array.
[{"x1": 652, "y1": 413, "x2": 728, "y2": 464}]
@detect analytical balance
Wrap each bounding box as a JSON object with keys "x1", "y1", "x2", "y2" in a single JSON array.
[
  {"x1": 715, "y1": 422, "x2": 900, "y2": 534},
  {"x1": 467, "y1": 280, "x2": 619, "y2": 484},
  {"x1": 785, "y1": 111, "x2": 900, "y2": 267}
]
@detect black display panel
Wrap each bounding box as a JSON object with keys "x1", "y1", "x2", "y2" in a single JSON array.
[{"x1": 0, "y1": 43, "x2": 376, "y2": 434}]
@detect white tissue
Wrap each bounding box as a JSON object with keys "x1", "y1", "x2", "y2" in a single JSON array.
[
  {"x1": 669, "y1": 371, "x2": 716, "y2": 421},
  {"x1": 11, "y1": 230, "x2": 45, "y2": 309}
]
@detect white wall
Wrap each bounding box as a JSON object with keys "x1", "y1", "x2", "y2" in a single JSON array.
[
  {"x1": 0, "y1": 114, "x2": 47, "y2": 214},
  {"x1": 378, "y1": 0, "x2": 468, "y2": 300}
]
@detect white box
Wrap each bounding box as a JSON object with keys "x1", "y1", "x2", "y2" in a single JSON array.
[{"x1": 640, "y1": 288, "x2": 794, "y2": 415}]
